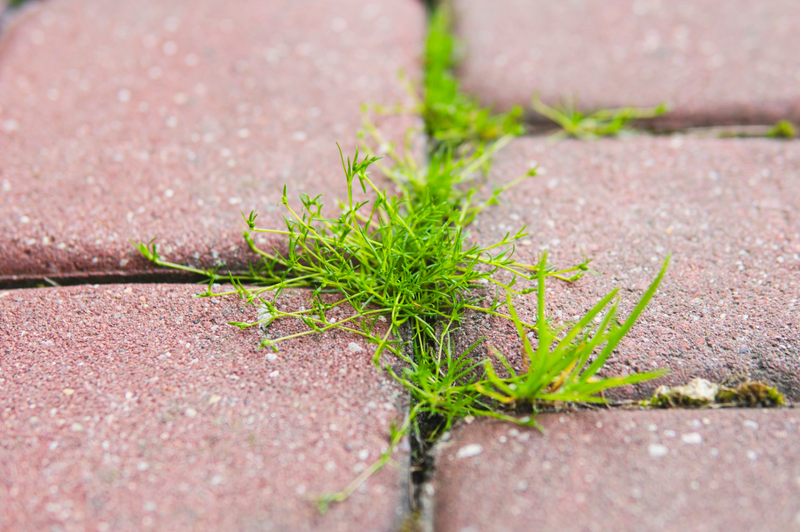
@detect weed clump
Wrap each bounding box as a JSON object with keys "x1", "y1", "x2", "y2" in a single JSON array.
[
  {"x1": 135, "y1": 0, "x2": 671, "y2": 512},
  {"x1": 531, "y1": 95, "x2": 668, "y2": 139}
]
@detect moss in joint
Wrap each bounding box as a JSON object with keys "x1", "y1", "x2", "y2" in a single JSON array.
[{"x1": 647, "y1": 377, "x2": 784, "y2": 408}]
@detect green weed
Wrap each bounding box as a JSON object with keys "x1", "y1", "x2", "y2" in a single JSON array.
[
  {"x1": 135, "y1": 0, "x2": 670, "y2": 513},
  {"x1": 421, "y1": 3, "x2": 523, "y2": 148},
  {"x1": 477, "y1": 255, "x2": 668, "y2": 407},
  {"x1": 532, "y1": 94, "x2": 668, "y2": 139}
]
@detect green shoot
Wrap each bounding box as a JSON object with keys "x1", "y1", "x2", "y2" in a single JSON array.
[
  {"x1": 421, "y1": 2, "x2": 524, "y2": 148},
  {"x1": 766, "y1": 119, "x2": 797, "y2": 139},
  {"x1": 532, "y1": 94, "x2": 668, "y2": 139}
]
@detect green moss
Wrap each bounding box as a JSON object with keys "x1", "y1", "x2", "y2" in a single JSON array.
[
  {"x1": 715, "y1": 381, "x2": 785, "y2": 407},
  {"x1": 646, "y1": 378, "x2": 784, "y2": 408}
]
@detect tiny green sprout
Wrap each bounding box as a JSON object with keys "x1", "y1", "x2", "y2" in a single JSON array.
[
  {"x1": 131, "y1": 238, "x2": 160, "y2": 262},
  {"x1": 532, "y1": 94, "x2": 668, "y2": 139},
  {"x1": 243, "y1": 211, "x2": 259, "y2": 230},
  {"x1": 766, "y1": 119, "x2": 797, "y2": 139}
]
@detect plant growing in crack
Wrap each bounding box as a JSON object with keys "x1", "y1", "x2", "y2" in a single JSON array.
[
  {"x1": 135, "y1": 142, "x2": 669, "y2": 510},
  {"x1": 531, "y1": 94, "x2": 668, "y2": 139},
  {"x1": 135, "y1": 0, "x2": 671, "y2": 514}
]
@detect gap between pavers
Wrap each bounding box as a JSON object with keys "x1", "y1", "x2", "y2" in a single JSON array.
[
  {"x1": 0, "y1": 0, "x2": 424, "y2": 284},
  {"x1": 428, "y1": 409, "x2": 800, "y2": 532},
  {"x1": 452, "y1": 136, "x2": 800, "y2": 401},
  {"x1": 452, "y1": 0, "x2": 800, "y2": 129},
  {"x1": 0, "y1": 284, "x2": 411, "y2": 531}
]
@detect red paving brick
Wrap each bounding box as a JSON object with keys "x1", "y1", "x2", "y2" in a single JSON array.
[
  {"x1": 431, "y1": 409, "x2": 800, "y2": 532},
  {"x1": 455, "y1": 137, "x2": 800, "y2": 400},
  {"x1": 0, "y1": 285, "x2": 409, "y2": 531},
  {"x1": 453, "y1": 0, "x2": 800, "y2": 128},
  {"x1": 0, "y1": 0, "x2": 424, "y2": 283}
]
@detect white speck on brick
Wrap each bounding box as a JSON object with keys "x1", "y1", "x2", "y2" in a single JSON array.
[
  {"x1": 347, "y1": 342, "x2": 363, "y2": 353},
  {"x1": 648, "y1": 443, "x2": 669, "y2": 457},
  {"x1": 743, "y1": 420, "x2": 759, "y2": 430},
  {"x1": 456, "y1": 444, "x2": 483, "y2": 459},
  {"x1": 747, "y1": 450, "x2": 758, "y2": 461},
  {"x1": 185, "y1": 408, "x2": 197, "y2": 418},
  {"x1": 681, "y1": 432, "x2": 702, "y2": 444}
]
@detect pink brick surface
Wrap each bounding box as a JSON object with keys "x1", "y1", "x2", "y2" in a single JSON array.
[
  {"x1": 456, "y1": 137, "x2": 800, "y2": 399},
  {"x1": 0, "y1": 0, "x2": 424, "y2": 283},
  {"x1": 432, "y1": 410, "x2": 800, "y2": 532},
  {"x1": 454, "y1": 0, "x2": 800, "y2": 128},
  {"x1": 0, "y1": 285, "x2": 409, "y2": 531}
]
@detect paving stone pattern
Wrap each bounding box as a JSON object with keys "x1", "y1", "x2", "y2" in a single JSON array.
[
  {"x1": 1, "y1": 0, "x2": 799, "y2": 530},
  {"x1": 0, "y1": 0, "x2": 424, "y2": 283},
  {"x1": 455, "y1": 137, "x2": 800, "y2": 400},
  {"x1": 0, "y1": 285, "x2": 409, "y2": 531},
  {"x1": 453, "y1": 0, "x2": 800, "y2": 128},
  {"x1": 432, "y1": 410, "x2": 800, "y2": 532}
]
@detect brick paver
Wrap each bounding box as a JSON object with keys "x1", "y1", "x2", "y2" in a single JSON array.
[
  {"x1": 453, "y1": 0, "x2": 800, "y2": 128},
  {"x1": 0, "y1": 285, "x2": 409, "y2": 531},
  {"x1": 431, "y1": 410, "x2": 800, "y2": 532},
  {"x1": 454, "y1": 137, "x2": 800, "y2": 400},
  {"x1": 0, "y1": 0, "x2": 423, "y2": 284}
]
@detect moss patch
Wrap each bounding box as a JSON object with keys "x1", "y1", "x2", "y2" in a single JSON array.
[{"x1": 646, "y1": 378, "x2": 784, "y2": 408}]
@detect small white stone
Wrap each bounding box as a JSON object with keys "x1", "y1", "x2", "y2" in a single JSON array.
[
  {"x1": 743, "y1": 420, "x2": 759, "y2": 430},
  {"x1": 648, "y1": 443, "x2": 669, "y2": 458},
  {"x1": 347, "y1": 342, "x2": 363, "y2": 353},
  {"x1": 185, "y1": 408, "x2": 197, "y2": 418},
  {"x1": 456, "y1": 444, "x2": 483, "y2": 459},
  {"x1": 681, "y1": 432, "x2": 703, "y2": 444}
]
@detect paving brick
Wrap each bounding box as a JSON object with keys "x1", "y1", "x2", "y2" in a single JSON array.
[
  {"x1": 455, "y1": 137, "x2": 800, "y2": 400},
  {"x1": 0, "y1": 0, "x2": 423, "y2": 284},
  {"x1": 431, "y1": 409, "x2": 800, "y2": 532},
  {"x1": 453, "y1": 0, "x2": 800, "y2": 128},
  {"x1": 0, "y1": 285, "x2": 409, "y2": 531}
]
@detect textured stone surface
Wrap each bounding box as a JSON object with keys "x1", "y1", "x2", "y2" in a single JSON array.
[
  {"x1": 456, "y1": 137, "x2": 800, "y2": 399},
  {"x1": 0, "y1": 285, "x2": 409, "y2": 531},
  {"x1": 454, "y1": 0, "x2": 800, "y2": 128},
  {"x1": 432, "y1": 409, "x2": 800, "y2": 532},
  {"x1": 0, "y1": 0, "x2": 424, "y2": 283}
]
